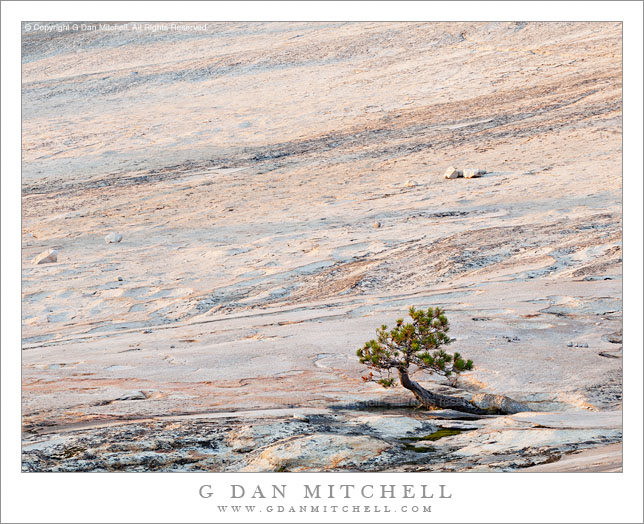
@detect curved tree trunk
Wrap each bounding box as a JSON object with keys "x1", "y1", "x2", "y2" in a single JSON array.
[{"x1": 397, "y1": 369, "x2": 528, "y2": 415}]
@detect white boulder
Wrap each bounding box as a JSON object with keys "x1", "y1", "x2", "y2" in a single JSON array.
[
  {"x1": 463, "y1": 168, "x2": 486, "y2": 178},
  {"x1": 105, "y1": 232, "x2": 123, "y2": 244},
  {"x1": 404, "y1": 179, "x2": 418, "y2": 187},
  {"x1": 444, "y1": 166, "x2": 463, "y2": 179},
  {"x1": 32, "y1": 249, "x2": 58, "y2": 265}
]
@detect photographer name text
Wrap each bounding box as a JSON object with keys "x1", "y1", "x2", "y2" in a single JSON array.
[{"x1": 199, "y1": 483, "x2": 451, "y2": 513}]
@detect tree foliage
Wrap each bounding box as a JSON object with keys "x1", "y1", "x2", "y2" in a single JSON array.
[{"x1": 357, "y1": 306, "x2": 473, "y2": 388}]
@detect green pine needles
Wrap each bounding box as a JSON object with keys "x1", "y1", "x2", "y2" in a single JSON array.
[{"x1": 357, "y1": 306, "x2": 473, "y2": 388}]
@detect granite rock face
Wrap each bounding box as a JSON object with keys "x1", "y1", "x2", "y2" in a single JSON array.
[
  {"x1": 21, "y1": 409, "x2": 622, "y2": 472},
  {"x1": 21, "y1": 22, "x2": 622, "y2": 472}
]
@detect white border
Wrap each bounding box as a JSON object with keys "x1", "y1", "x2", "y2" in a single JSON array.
[{"x1": 2, "y1": 2, "x2": 642, "y2": 523}]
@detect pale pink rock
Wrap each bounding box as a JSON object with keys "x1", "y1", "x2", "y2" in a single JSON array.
[{"x1": 32, "y1": 249, "x2": 57, "y2": 265}]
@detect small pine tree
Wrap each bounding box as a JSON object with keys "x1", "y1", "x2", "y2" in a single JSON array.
[
  {"x1": 357, "y1": 306, "x2": 473, "y2": 386},
  {"x1": 357, "y1": 306, "x2": 481, "y2": 414}
]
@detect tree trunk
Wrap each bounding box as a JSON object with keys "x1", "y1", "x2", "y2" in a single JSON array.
[{"x1": 397, "y1": 369, "x2": 524, "y2": 415}]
